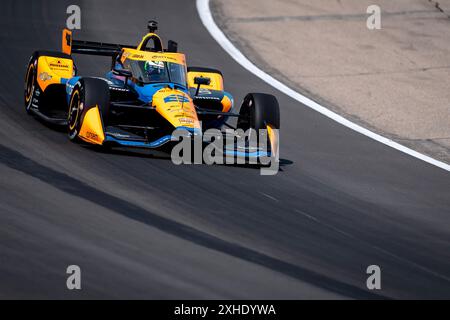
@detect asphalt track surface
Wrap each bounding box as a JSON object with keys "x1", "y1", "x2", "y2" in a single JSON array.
[{"x1": 0, "y1": 0, "x2": 449, "y2": 299}]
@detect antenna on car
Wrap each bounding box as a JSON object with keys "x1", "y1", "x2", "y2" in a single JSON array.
[{"x1": 147, "y1": 20, "x2": 158, "y2": 33}]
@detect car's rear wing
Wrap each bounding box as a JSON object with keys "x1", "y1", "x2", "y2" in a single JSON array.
[{"x1": 62, "y1": 29, "x2": 135, "y2": 57}]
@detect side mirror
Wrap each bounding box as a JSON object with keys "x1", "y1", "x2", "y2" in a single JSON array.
[
  {"x1": 194, "y1": 76, "x2": 211, "y2": 86},
  {"x1": 167, "y1": 40, "x2": 178, "y2": 53},
  {"x1": 193, "y1": 76, "x2": 211, "y2": 96},
  {"x1": 113, "y1": 68, "x2": 132, "y2": 78}
]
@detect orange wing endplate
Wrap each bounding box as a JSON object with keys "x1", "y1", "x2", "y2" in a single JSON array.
[{"x1": 62, "y1": 29, "x2": 73, "y2": 55}]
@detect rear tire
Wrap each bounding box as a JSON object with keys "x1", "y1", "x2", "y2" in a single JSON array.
[
  {"x1": 24, "y1": 55, "x2": 37, "y2": 114},
  {"x1": 67, "y1": 77, "x2": 110, "y2": 142},
  {"x1": 237, "y1": 93, "x2": 280, "y2": 131}
]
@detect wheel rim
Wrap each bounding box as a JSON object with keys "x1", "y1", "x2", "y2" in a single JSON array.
[
  {"x1": 68, "y1": 90, "x2": 81, "y2": 132},
  {"x1": 24, "y1": 64, "x2": 35, "y2": 108}
]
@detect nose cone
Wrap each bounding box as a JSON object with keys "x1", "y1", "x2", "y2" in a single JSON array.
[{"x1": 152, "y1": 88, "x2": 201, "y2": 130}]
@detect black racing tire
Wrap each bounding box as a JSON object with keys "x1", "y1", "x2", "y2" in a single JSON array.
[
  {"x1": 24, "y1": 54, "x2": 38, "y2": 114},
  {"x1": 67, "y1": 77, "x2": 110, "y2": 142},
  {"x1": 237, "y1": 93, "x2": 280, "y2": 131}
]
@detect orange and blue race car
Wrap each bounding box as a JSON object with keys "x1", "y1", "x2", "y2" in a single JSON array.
[{"x1": 24, "y1": 21, "x2": 279, "y2": 161}]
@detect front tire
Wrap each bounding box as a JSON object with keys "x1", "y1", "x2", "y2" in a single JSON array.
[
  {"x1": 237, "y1": 93, "x2": 280, "y2": 131},
  {"x1": 68, "y1": 78, "x2": 110, "y2": 142},
  {"x1": 67, "y1": 84, "x2": 82, "y2": 141}
]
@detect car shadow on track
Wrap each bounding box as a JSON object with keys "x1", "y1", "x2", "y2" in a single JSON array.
[{"x1": 84, "y1": 144, "x2": 294, "y2": 172}]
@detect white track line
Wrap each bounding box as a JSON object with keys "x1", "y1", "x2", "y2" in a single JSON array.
[{"x1": 196, "y1": 0, "x2": 450, "y2": 172}]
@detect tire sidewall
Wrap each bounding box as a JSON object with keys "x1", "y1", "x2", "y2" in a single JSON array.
[
  {"x1": 24, "y1": 55, "x2": 38, "y2": 113},
  {"x1": 68, "y1": 81, "x2": 83, "y2": 141}
]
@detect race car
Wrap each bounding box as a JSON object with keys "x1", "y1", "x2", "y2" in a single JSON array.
[{"x1": 24, "y1": 21, "x2": 279, "y2": 162}]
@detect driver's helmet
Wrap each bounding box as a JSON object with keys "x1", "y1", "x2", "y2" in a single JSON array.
[{"x1": 144, "y1": 60, "x2": 165, "y2": 81}]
